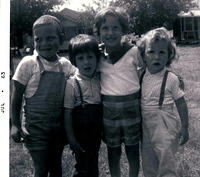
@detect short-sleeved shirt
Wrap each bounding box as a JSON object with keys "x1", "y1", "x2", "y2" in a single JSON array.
[
  {"x1": 141, "y1": 68, "x2": 185, "y2": 107},
  {"x1": 12, "y1": 53, "x2": 77, "y2": 98},
  {"x1": 99, "y1": 46, "x2": 142, "y2": 96},
  {"x1": 64, "y1": 71, "x2": 101, "y2": 109}
]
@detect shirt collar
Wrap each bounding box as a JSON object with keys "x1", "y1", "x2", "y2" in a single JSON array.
[
  {"x1": 102, "y1": 44, "x2": 133, "y2": 64},
  {"x1": 145, "y1": 67, "x2": 167, "y2": 77},
  {"x1": 76, "y1": 70, "x2": 99, "y2": 81},
  {"x1": 34, "y1": 50, "x2": 60, "y2": 64}
]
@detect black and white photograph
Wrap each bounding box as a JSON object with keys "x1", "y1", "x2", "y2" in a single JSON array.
[{"x1": 4, "y1": 0, "x2": 200, "y2": 176}]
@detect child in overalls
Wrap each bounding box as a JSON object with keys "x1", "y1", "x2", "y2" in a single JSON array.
[
  {"x1": 11, "y1": 15, "x2": 76, "y2": 177},
  {"x1": 137, "y1": 27, "x2": 189, "y2": 177},
  {"x1": 64, "y1": 34, "x2": 102, "y2": 177},
  {"x1": 94, "y1": 7, "x2": 143, "y2": 177}
]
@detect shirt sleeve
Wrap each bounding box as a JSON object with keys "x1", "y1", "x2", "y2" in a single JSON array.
[
  {"x1": 131, "y1": 46, "x2": 144, "y2": 68},
  {"x1": 60, "y1": 57, "x2": 77, "y2": 79},
  {"x1": 12, "y1": 56, "x2": 34, "y2": 86},
  {"x1": 64, "y1": 78, "x2": 75, "y2": 109},
  {"x1": 169, "y1": 73, "x2": 185, "y2": 100}
]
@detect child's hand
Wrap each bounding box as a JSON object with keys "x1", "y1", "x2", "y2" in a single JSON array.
[
  {"x1": 11, "y1": 125, "x2": 21, "y2": 143},
  {"x1": 178, "y1": 126, "x2": 189, "y2": 145},
  {"x1": 70, "y1": 141, "x2": 85, "y2": 154}
]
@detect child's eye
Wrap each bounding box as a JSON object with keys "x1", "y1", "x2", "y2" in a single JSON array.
[
  {"x1": 101, "y1": 26, "x2": 108, "y2": 31},
  {"x1": 160, "y1": 51, "x2": 166, "y2": 54},
  {"x1": 88, "y1": 55, "x2": 94, "y2": 59},
  {"x1": 113, "y1": 26, "x2": 120, "y2": 31},
  {"x1": 34, "y1": 37, "x2": 40, "y2": 42},
  {"x1": 148, "y1": 50, "x2": 154, "y2": 54},
  {"x1": 76, "y1": 56, "x2": 83, "y2": 61}
]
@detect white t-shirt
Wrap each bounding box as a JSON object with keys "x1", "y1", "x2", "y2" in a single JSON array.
[
  {"x1": 141, "y1": 68, "x2": 185, "y2": 107},
  {"x1": 99, "y1": 46, "x2": 142, "y2": 96},
  {"x1": 12, "y1": 54, "x2": 76, "y2": 98}
]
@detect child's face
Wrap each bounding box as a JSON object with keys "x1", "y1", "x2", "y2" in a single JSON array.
[
  {"x1": 99, "y1": 15, "x2": 123, "y2": 51},
  {"x1": 33, "y1": 24, "x2": 60, "y2": 61},
  {"x1": 75, "y1": 51, "x2": 98, "y2": 78},
  {"x1": 144, "y1": 40, "x2": 169, "y2": 74}
]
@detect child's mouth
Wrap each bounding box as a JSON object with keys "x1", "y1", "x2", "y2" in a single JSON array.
[
  {"x1": 153, "y1": 62, "x2": 160, "y2": 66},
  {"x1": 84, "y1": 67, "x2": 91, "y2": 72}
]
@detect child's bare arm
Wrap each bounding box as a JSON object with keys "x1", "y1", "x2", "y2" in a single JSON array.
[
  {"x1": 64, "y1": 108, "x2": 84, "y2": 153},
  {"x1": 11, "y1": 80, "x2": 25, "y2": 142},
  {"x1": 175, "y1": 97, "x2": 189, "y2": 145}
]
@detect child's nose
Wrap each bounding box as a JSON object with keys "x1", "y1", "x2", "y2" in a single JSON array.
[
  {"x1": 154, "y1": 53, "x2": 159, "y2": 60},
  {"x1": 83, "y1": 58, "x2": 89, "y2": 64},
  {"x1": 108, "y1": 28, "x2": 114, "y2": 35},
  {"x1": 40, "y1": 39, "x2": 48, "y2": 46}
]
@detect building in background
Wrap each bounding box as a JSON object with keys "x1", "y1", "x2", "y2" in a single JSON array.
[
  {"x1": 173, "y1": 9, "x2": 200, "y2": 44},
  {"x1": 53, "y1": 8, "x2": 93, "y2": 52}
]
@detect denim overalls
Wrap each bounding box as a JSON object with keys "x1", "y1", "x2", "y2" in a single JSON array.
[{"x1": 23, "y1": 57, "x2": 66, "y2": 177}]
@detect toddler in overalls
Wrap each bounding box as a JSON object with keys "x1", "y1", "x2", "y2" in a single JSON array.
[
  {"x1": 94, "y1": 7, "x2": 143, "y2": 177},
  {"x1": 11, "y1": 15, "x2": 76, "y2": 177},
  {"x1": 64, "y1": 34, "x2": 102, "y2": 177},
  {"x1": 137, "y1": 27, "x2": 189, "y2": 177}
]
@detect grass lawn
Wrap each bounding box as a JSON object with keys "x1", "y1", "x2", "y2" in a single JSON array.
[{"x1": 10, "y1": 45, "x2": 200, "y2": 177}]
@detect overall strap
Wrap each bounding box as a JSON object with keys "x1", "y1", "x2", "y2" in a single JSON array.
[
  {"x1": 159, "y1": 70, "x2": 169, "y2": 109},
  {"x1": 37, "y1": 56, "x2": 64, "y2": 73},
  {"x1": 58, "y1": 60, "x2": 63, "y2": 73},
  {"x1": 75, "y1": 79, "x2": 85, "y2": 107},
  {"x1": 37, "y1": 56, "x2": 45, "y2": 73}
]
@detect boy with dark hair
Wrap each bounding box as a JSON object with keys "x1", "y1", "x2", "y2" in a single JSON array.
[{"x1": 64, "y1": 34, "x2": 102, "y2": 177}]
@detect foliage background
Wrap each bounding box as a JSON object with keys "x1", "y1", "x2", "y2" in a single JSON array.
[
  {"x1": 10, "y1": 0, "x2": 198, "y2": 48},
  {"x1": 10, "y1": 0, "x2": 65, "y2": 47}
]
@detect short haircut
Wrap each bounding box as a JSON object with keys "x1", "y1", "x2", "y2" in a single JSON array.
[
  {"x1": 94, "y1": 7, "x2": 130, "y2": 36},
  {"x1": 68, "y1": 34, "x2": 100, "y2": 66},
  {"x1": 33, "y1": 15, "x2": 65, "y2": 44},
  {"x1": 137, "y1": 27, "x2": 177, "y2": 66}
]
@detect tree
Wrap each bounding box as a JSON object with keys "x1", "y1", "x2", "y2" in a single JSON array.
[
  {"x1": 82, "y1": 0, "x2": 111, "y2": 12},
  {"x1": 10, "y1": 0, "x2": 66, "y2": 48},
  {"x1": 109, "y1": 0, "x2": 198, "y2": 34},
  {"x1": 132, "y1": 0, "x2": 198, "y2": 34},
  {"x1": 80, "y1": 0, "x2": 113, "y2": 31}
]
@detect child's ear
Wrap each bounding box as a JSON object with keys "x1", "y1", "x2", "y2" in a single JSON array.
[
  {"x1": 169, "y1": 49, "x2": 175, "y2": 60},
  {"x1": 59, "y1": 33, "x2": 65, "y2": 45}
]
